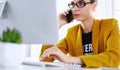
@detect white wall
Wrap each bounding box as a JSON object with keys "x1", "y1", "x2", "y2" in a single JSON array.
[{"x1": 94, "y1": 0, "x2": 113, "y2": 18}]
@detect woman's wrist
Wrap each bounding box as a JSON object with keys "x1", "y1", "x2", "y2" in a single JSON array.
[{"x1": 69, "y1": 57, "x2": 84, "y2": 65}]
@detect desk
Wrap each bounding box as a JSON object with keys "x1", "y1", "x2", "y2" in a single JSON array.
[
  {"x1": 0, "y1": 65, "x2": 95, "y2": 70},
  {"x1": 0, "y1": 65, "x2": 119, "y2": 70}
]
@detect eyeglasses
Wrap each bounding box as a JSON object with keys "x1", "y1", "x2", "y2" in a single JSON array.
[{"x1": 68, "y1": 0, "x2": 94, "y2": 9}]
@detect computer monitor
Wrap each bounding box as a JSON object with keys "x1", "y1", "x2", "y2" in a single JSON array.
[{"x1": 0, "y1": 0, "x2": 59, "y2": 44}]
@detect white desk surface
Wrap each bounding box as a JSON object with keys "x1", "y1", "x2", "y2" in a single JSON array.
[{"x1": 0, "y1": 65, "x2": 119, "y2": 70}]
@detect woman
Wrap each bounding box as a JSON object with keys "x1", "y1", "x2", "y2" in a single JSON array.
[{"x1": 40, "y1": 0, "x2": 120, "y2": 68}]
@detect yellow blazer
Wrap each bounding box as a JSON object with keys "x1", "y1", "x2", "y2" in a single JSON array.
[{"x1": 40, "y1": 18, "x2": 120, "y2": 68}]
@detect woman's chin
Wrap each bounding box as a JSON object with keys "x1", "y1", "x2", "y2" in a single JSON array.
[{"x1": 75, "y1": 18, "x2": 84, "y2": 21}]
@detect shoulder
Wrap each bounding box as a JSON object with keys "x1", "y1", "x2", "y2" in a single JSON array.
[
  {"x1": 67, "y1": 24, "x2": 80, "y2": 32},
  {"x1": 64, "y1": 24, "x2": 81, "y2": 37},
  {"x1": 101, "y1": 18, "x2": 118, "y2": 21},
  {"x1": 99, "y1": 18, "x2": 120, "y2": 33},
  {"x1": 94, "y1": 18, "x2": 119, "y2": 31},
  {"x1": 100, "y1": 18, "x2": 119, "y2": 27}
]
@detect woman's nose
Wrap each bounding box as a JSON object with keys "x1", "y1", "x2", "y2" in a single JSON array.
[{"x1": 72, "y1": 5, "x2": 80, "y2": 11}]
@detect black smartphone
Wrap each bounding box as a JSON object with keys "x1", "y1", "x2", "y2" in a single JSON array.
[{"x1": 66, "y1": 10, "x2": 74, "y2": 23}]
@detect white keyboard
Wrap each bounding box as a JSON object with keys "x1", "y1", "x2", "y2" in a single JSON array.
[
  {"x1": 22, "y1": 58, "x2": 81, "y2": 67},
  {"x1": 22, "y1": 60, "x2": 65, "y2": 67}
]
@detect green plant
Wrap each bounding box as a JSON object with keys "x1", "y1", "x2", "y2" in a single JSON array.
[{"x1": 0, "y1": 27, "x2": 22, "y2": 44}]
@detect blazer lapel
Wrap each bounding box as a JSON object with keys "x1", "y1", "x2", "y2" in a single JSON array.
[
  {"x1": 75, "y1": 25, "x2": 83, "y2": 56},
  {"x1": 92, "y1": 19, "x2": 101, "y2": 54}
]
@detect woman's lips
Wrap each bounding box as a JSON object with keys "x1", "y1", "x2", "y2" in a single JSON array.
[{"x1": 74, "y1": 14, "x2": 80, "y2": 18}]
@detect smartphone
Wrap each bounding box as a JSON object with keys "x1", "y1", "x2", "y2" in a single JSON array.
[{"x1": 66, "y1": 10, "x2": 74, "y2": 23}]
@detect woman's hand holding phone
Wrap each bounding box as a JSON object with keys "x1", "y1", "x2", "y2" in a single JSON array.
[{"x1": 58, "y1": 9, "x2": 74, "y2": 28}]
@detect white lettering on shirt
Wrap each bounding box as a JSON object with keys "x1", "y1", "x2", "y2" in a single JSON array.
[{"x1": 82, "y1": 44, "x2": 93, "y2": 55}]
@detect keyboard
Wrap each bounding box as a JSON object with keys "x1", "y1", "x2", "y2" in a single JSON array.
[
  {"x1": 22, "y1": 60, "x2": 65, "y2": 67},
  {"x1": 22, "y1": 58, "x2": 81, "y2": 67}
]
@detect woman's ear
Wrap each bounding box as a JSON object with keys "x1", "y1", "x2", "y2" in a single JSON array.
[{"x1": 92, "y1": 2, "x2": 97, "y2": 11}]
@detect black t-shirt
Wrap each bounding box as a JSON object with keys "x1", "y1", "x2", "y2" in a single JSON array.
[{"x1": 82, "y1": 31, "x2": 93, "y2": 55}]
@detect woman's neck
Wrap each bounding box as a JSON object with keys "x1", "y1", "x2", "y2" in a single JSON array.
[{"x1": 80, "y1": 17, "x2": 94, "y2": 33}]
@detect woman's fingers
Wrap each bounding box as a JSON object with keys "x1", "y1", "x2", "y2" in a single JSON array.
[
  {"x1": 62, "y1": 10, "x2": 69, "y2": 15},
  {"x1": 40, "y1": 46, "x2": 58, "y2": 60},
  {"x1": 59, "y1": 9, "x2": 70, "y2": 17},
  {"x1": 40, "y1": 46, "x2": 71, "y2": 63},
  {"x1": 58, "y1": 9, "x2": 73, "y2": 28}
]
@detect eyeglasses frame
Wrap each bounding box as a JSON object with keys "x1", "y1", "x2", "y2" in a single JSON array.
[{"x1": 68, "y1": 0, "x2": 95, "y2": 9}]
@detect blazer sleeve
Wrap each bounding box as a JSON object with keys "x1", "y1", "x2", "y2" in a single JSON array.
[{"x1": 80, "y1": 19, "x2": 120, "y2": 68}]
